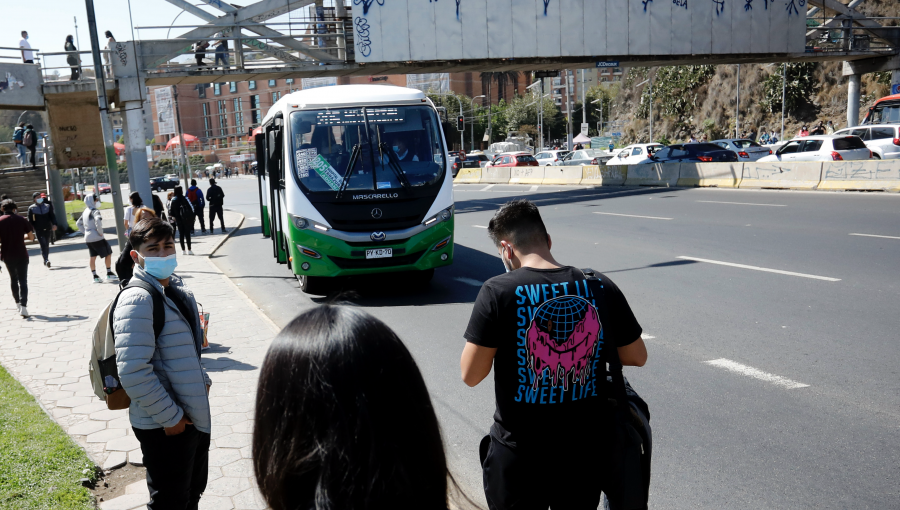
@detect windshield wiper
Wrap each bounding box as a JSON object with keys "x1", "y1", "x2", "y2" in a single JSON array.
[
  {"x1": 336, "y1": 143, "x2": 361, "y2": 199},
  {"x1": 378, "y1": 142, "x2": 412, "y2": 190}
]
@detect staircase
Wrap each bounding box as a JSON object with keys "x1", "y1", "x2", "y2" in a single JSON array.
[{"x1": 0, "y1": 168, "x2": 47, "y2": 211}]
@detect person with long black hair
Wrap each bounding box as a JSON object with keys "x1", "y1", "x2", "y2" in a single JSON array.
[
  {"x1": 167, "y1": 186, "x2": 194, "y2": 255},
  {"x1": 253, "y1": 306, "x2": 468, "y2": 510}
]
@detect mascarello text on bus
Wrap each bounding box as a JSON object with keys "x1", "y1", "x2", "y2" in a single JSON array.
[{"x1": 255, "y1": 85, "x2": 454, "y2": 294}]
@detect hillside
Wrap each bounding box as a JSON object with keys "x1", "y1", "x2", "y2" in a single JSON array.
[{"x1": 608, "y1": 0, "x2": 900, "y2": 144}]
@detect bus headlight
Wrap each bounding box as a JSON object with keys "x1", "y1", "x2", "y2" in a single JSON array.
[
  {"x1": 291, "y1": 215, "x2": 309, "y2": 230},
  {"x1": 423, "y1": 206, "x2": 453, "y2": 227}
]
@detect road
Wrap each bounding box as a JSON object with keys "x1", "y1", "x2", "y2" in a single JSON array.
[{"x1": 208, "y1": 177, "x2": 900, "y2": 509}]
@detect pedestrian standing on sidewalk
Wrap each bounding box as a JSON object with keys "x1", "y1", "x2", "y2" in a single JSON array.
[
  {"x1": 151, "y1": 194, "x2": 166, "y2": 223},
  {"x1": 115, "y1": 207, "x2": 156, "y2": 286},
  {"x1": 27, "y1": 192, "x2": 56, "y2": 268},
  {"x1": 12, "y1": 122, "x2": 27, "y2": 167},
  {"x1": 113, "y1": 217, "x2": 212, "y2": 510},
  {"x1": 0, "y1": 199, "x2": 35, "y2": 317},
  {"x1": 123, "y1": 191, "x2": 143, "y2": 237},
  {"x1": 205, "y1": 178, "x2": 226, "y2": 234},
  {"x1": 253, "y1": 305, "x2": 459, "y2": 510},
  {"x1": 460, "y1": 199, "x2": 648, "y2": 510},
  {"x1": 76, "y1": 194, "x2": 117, "y2": 283},
  {"x1": 187, "y1": 180, "x2": 206, "y2": 235},
  {"x1": 165, "y1": 191, "x2": 177, "y2": 237},
  {"x1": 168, "y1": 186, "x2": 194, "y2": 255}
]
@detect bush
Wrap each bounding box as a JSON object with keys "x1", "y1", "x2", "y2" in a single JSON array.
[{"x1": 760, "y1": 63, "x2": 819, "y2": 114}]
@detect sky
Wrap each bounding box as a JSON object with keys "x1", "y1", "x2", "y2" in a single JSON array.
[{"x1": 6, "y1": 0, "x2": 339, "y2": 69}]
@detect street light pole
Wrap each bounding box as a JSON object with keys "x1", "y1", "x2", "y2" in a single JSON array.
[
  {"x1": 735, "y1": 64, "x2": 741, "y2": 138},
  {"x1": 471, "y1": 95, "x2": 485, "y2": 152},
  {"x1": 84, "y1": 0, "x2": 127, "y2": 249},
  {"x1": 781, "y1": 63, "x2": 787, "y2": 142}
]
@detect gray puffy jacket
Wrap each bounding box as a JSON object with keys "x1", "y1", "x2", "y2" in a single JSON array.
[
  {"x1": 113, "y1": 265, "x2": 212, "y2": 433},
  {"x1": 76, "y1": 195, "x2": 105, "y2": 243}
]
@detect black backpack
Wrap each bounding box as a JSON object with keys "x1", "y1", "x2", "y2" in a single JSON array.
[{"x1": 23, "y1": 130, "x2": 35, "y2": 148}]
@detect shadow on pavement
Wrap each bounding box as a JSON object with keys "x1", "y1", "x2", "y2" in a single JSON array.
[
  {"x1": 201, "y1": 356, "x2": 257, "y2": 372},
  {"x1": 28, "y1": 314, "x2": 89, "y2": 322},
  {"x1": 602, "y1": 259, "x2": 699, "y2": 274}
]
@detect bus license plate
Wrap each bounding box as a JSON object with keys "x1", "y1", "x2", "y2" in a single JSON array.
[{"x1": 366, "y1": 248, "x2": 392, "y2": 259}]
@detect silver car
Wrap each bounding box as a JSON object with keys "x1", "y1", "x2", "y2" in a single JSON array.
[
  {"x1": 710, "y1": 139, "x2": 773, "y2": 162},
  {"x1": 555, "y1": 149, "x2": 608, "y2": 166}
]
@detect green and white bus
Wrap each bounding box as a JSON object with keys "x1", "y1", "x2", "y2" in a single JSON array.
[{"x1": 255, "y1": 85, "x2": 455, "y2": 294}]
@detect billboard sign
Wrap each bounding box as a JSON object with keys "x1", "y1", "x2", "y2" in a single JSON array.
[{"x1": 155, "y1": 87, "x2": 176, "y2": 136}]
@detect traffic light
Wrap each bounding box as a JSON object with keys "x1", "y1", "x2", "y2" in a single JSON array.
[{"x1": 457, "y1": 115, "x2": 465, "y2": 132}]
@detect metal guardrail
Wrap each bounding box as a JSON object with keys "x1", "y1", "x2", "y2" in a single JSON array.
[
  {"x1": 805, "y1": 26, "x2": 898, "y2": 55},
  {"x1": 36, "y1": 50, "x2": 112, "y2": 83}
]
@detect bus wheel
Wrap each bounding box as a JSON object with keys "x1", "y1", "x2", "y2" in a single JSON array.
[{"x1": 298, "y1": 274, "x2": 327, "y2": 295}]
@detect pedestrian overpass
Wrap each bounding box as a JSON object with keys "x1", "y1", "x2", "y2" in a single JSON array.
[{"x1": 1, "y1": 0, "x2": 898, "y2": 224}]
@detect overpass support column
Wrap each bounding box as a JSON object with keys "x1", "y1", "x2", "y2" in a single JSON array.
[
  {"x1": 122, "y1": 101, "x2": 152, "y2": 205},
  {"x1": 847, "y1": 73, "x2": 861, "y2": 128}
]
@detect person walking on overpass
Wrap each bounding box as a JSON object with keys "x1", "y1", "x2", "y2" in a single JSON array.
[
  {"x1": 205, "y1": 178, "x2": 226, "y2": 234},
  {"x1": 23, "y1": 124, "x2": 38, "y2": 170},
  {"x1": 460, "y1": 199, "x2": 648, "y2": 510},
  {"x1": 168, "y1": 186, "x2": 195, "y2": 255},
  {"x1": 12, "y1": 123, "x2": 27, "y2": 167},
  {"x1": 0, "y1": 199, "x2": 35, "y2": 317},
  {"x1": 65, "y1": 35, "x2": 81, "y2": 81},
  {"x1": 113, "y1": 218, "x2": 212, "y2": 510},
  {"x1": 76, "y1": 194, "x2": 117, "y2": 283},
  {"x1": 27, "y1": 192, "x2": 57, "y2": 268},
  {"x1": 214, "y1": 37, "x2": 229, "y2": 70},
  {"x1": 187, "y1": 179, "x2": 206, "y2": 235}
]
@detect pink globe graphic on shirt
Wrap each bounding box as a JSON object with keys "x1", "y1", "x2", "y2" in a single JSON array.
[{"x1": 526, "y1": 296, "x2": 602, "y2": 391}]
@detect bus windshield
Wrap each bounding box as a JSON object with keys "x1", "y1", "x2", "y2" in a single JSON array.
[
  {"x1": 864, "y1": 101, "x2": 900, "y2": 124},
  {"x1": 290, "y1": 105, "x2": 445, "y2": 193}
]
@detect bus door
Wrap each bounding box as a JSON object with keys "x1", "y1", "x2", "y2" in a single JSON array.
[
  {"x1": 255, "y1": 133, "x2": 270, "y2": 238},
  {"x1": 267, "y1": 118, "x2": 288, "y2": 263}
]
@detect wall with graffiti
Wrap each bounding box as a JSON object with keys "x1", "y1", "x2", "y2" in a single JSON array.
[
  {"x1": 351, "y1": 0, "x2": 806, "y2": 63},
  {"x1": 0, "y1": 63, "x2": 44, "y2": 110}
]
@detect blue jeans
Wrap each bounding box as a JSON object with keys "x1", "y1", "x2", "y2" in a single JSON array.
[{"x1": 16, "y1": 143, "x2": 26, "y2": 166}]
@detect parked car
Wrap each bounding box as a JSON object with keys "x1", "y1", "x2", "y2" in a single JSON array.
[
  {"x1": 534, "y1": 150, "x2": 571, "y2": 166},
  {"x1": 833, "y1": 124, "x2": 900, "y2": 159},
  {"x1": 608, "y1": 144, "x2": 665, "y2": 165},
  {"x1": 150, "y1": 176, "x2": 179, "y2": 192},
  {"x1": 710, "y1": 139, "x2": 773, "y2": 162},
  {"x1": 487, "y1": 152, "x2": 540, "y2": 167},
  {"x1": 757, "y1": 135, "x2": 872, "y2": 162},
  {"x1": 465, "y1": 152, "x2": 491, "y2": 168},
  {"x1": 97, "y1": 183, "x2": 111, "y2": 194},
  {"x1": 637, "y1": 143, "x2": 738, "y2": 164},
  {"x1": 555, "y1": 149, "x2": 609, "y2": 166}
]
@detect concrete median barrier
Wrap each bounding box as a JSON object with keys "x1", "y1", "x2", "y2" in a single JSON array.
[
  {"x1": 542, "y1": 166, "x2": 584, "y2": 185},
  {"x1": 739, "y1": 162, "x2": 822, "y2": 190},
  {"x1": 677, "y1": 162, "x2": 743, "y2": 187},
  {"x1": 453, "y1": 167, "x2": 482, "y2": 184},
  {"x1": 818, "y1": 160, "x2": 900, "y2": 192},
  {"x1": 509, "y1": 167, "x2": 546, "y2": 185},
  {"x1": 581, "y1": 165, "x2": 627, "y2": 186},
  {"x1": 623, "y1": 163, "x2": 680, "y2": 187},
  {"x1": 480, "y1": 166, "x2": 511, "y2": 184}
]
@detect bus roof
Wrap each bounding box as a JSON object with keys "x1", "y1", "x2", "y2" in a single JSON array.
[
  {"x1": 262, "y1": 85, "x2": 428, "y2": 124},
  {"x1": 874, "y1": 93, "x2": 900, "y2": 104}
]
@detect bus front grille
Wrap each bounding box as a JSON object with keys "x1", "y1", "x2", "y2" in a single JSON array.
[{"x1": 329, "y1": 250, "x2": 425, "y2": 269}]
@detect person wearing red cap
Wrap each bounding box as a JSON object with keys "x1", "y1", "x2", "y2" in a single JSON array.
[{"x1": 27, "y1": 191, "x2": 57, "y2": 268}]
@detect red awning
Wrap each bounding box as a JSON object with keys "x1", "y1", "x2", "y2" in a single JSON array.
[
  {"x1": 165, "y1": 134, "x2": 199, "y2": 151},
  {"x1": 113, "y1": 143, "x2": 126, "y2": 156}
]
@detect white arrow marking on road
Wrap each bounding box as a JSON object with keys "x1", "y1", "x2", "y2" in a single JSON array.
[
  {"x1": 705, "y1": 358, "x2": 809, "y2": 389},
  {"x1": 529, "y1": 185, "x2": 539, "y2": 192},
  {"x1": 849, "y1": 233, "x2": 900, "y2": 240},
  {"x1": 594, "y1": 212, "x2": 673, "y2": 220},
  {"x1": 454, "y1": 277, "x2": 484, "y2": 287},
  {"x1": 697, "y1": 200, "x2": 786, "y2": 207},
  {"x1": 677, "y1": 256, "x2": 840, "y2": 282}
]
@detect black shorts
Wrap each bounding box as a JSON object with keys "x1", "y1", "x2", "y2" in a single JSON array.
[{"x1": 87, "y1": 240, "x2": 113, "y2": 258}]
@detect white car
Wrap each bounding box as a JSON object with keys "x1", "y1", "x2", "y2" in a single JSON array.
[
  {"x1": 534, "y1": 150, "x2": 571, "y2": 166},
  {"x1": 608, "y1": 144, "x2": 665, "y2": 165},
  {"x1": 710, "y1": 139, "x2": 773, "y2": 162},
  {"x1": 833, "y1": 124, "x2": 900, "y2": 160},
  {"x1": 757, "y1": 135, "x2": 872, "y2": 163}
]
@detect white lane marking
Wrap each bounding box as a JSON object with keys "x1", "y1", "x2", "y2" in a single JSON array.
[
  {"x1": 642, "y1": 335, "x2": 655, "y2": 340},
  {"x1": 677, "y1": 256, "x2": 840, "y2": 282},
  {"x1": 849, "y1": 232, "x2": 900, "y2": 240},
  {"x1": 479, "y1": 184, "x2": 495, "y2": 191},
  {"x1": 529, "y1": 185, "x2": 539, "y2": 192},
  {"x1": 472, "y1": 225, "x2": 488, "y2": 229},
  {"x1": 705, "y1": 358, "x2": 810, "y2": 389},
  {"x1": 697, "y1": 200, "x2": 786, "y2": 207},
  {"x1": 248, "y1": 217, "x2": 258, "y2": 220},
  {"x1": 454, "y1": 277, "x2": 484, "y2": 287},
  {"x1": 594, "y1": 212, "x2": 673, "y2": 220}
]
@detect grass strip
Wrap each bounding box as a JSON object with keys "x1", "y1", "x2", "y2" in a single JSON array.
[
  {"x1": 0, "y1": 365, "x2": 95, "y2": 509},
  {"x1": 64, "y1": 199, "x2": 114, "y2": 232}
]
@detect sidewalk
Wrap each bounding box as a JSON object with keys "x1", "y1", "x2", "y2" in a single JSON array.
[{"x1": 0, "y1": 209, "x2": 278, "y2": 510}]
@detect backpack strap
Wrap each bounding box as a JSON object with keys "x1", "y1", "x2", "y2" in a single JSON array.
[
  {"x1": 109, "y1": 279, "x2": 166, "y2": 341},
  {"x1": 578, "y1": 268, "x2": 629, "y2": 403}
]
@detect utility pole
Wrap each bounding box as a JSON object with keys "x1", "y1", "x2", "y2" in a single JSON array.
[
  {"x1": 74, "y1": 17, "x2": 81, "y2": 51},
  {"x1": 172, "y1": 86, "x2": 192, "y2": 189},
  {"x1": 540, "y1": 80, "x2": 544, "y2": 151},
  {"x1": 735, "y1": 64, "x2": 741, "y2": 138},
  {"x1": 85, "y1": 0, "x2": 126, "y2": 249},
  {"x1": 781, "y1": 63, "x2": 786, "y2": 142},
  {"x1": 564, "y1": 70, "x2": 573, "y2": 149},
  {"x1": 581, "y1": 69, "x2": 586, "y2": 125}
]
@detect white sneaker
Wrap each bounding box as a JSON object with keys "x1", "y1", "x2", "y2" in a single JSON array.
[
  {"x1": 183, "y1": 250, "x2": 188, "y2": 255},
  {"x1": 16, "y1": 304, "x2": 21, "y2": 315},
  {"x1": 19, "y1": 306, "x2": 29, "y2": 317},
  {"x1": 187, "y1": 250, "x2": 195, "y2": 255}
]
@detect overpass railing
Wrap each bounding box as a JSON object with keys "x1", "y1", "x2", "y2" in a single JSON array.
[
  {"x1": 36, "y1": 50, "x2": 113, "y2": 84},
  {"x1": 806, "y1": 26, "x2": 899, "y2": 55}
]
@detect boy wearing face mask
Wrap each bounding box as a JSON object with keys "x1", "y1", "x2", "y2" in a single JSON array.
[
  {"x1": 112, "y1": 217, "x2": 211, "y2": 509},
  {"x1": 27, "y1": 192, "x2": 57, "y2": 268}
]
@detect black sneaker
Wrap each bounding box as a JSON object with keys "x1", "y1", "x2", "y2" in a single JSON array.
[{"x1": 44, "y1": 260, "x2": 51, "y2": 268}]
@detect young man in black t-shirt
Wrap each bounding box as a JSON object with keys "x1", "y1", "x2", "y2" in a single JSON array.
[{"x1": 461, "y1": 199, "x2": 647, "y2": 510}]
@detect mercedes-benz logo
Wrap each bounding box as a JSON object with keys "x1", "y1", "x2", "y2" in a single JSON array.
[
  {"x1": 370, "y1": 232, "x2": 386, "y2": 242},
  {"x1": 371, "y1": 208, "x2": 383, "y2": 219}
]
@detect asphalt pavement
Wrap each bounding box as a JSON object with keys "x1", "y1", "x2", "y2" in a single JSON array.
[{"x1": 208, "y1": 177, "x2": 900, "y2": 509}]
